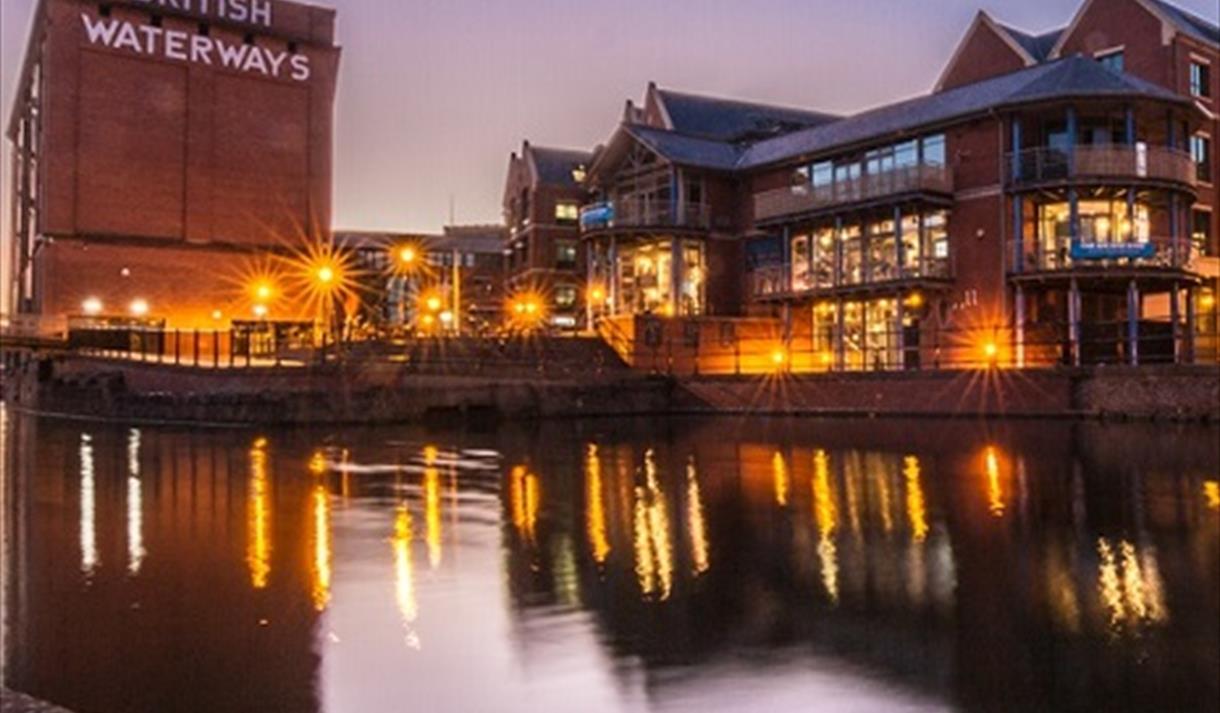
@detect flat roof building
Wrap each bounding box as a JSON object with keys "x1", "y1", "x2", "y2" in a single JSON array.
[{"x1": 7, "y1": 0, "x2": 341, "y2": 329}]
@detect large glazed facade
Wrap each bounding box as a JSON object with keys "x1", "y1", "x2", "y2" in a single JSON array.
[
  {"x1": 7, "y1": 0, "x2": 340, "y2": 329},
  {"x1": 513, "y1": 0, "x2": 1219, "y2": 370}
]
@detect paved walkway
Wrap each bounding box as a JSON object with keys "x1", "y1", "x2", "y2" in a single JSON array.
[{"x1": 0, "y1": 689, "x2": 75, "y2": 713}]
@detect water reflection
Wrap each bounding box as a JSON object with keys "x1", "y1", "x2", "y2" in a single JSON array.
[{"x1": 3, "y1": 416, "x2": 1217, "y2": 713}]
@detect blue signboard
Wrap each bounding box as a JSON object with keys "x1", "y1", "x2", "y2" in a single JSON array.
[
  {"x1": 580, "y1": 202, "x2": 615, "y2": 230},
  {"x1": 1070, "y1": 240, "x2": 1156, "y2": 261}
]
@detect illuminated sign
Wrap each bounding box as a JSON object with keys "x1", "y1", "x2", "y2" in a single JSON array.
[
  {"x1": 82, "y1": 13, "x2": 310, "y2": 81},
  {"x1": 130, "y1": 0, "x2": 273, "y2": 28}
]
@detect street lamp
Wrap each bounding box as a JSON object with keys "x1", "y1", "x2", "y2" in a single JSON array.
[
  {"x1": 129, "y1": 299, "x2": 149, "y2": 317},
  {"x1": 82, "y1": 297, "x2": 103, "y2": 316}
]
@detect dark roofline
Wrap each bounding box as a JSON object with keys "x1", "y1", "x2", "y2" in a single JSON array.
[
  {"x1": 656, "y1": 87, "x2": 841, "y2": 125},
  {"x1": 739, "y1": 57, "x2": 1195, "y2": 171}
]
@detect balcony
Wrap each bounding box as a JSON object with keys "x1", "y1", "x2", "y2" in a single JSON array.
[
  {"x1": 754, "y1": 165, "x2": 953, "y2": 223},
  {"x1": 1005, "y1": 145, "x2": 1196, "y2": 189},
  {"x1": 1015, "y1": 237, "x2": 1193, "y2": 275},
  {"x1": 580, "y1": 200, "x2": 711, "y2": 233}
]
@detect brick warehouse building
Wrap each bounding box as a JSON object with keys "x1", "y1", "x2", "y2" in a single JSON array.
[
  {"x1": 7, "y1": 0, "x2": 340, "y2": 329},
  {"x1": 514, "y1": 0, "x2": 1218, "y2": 371}
]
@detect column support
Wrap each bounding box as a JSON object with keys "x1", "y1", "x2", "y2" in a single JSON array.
[
  {"x1": 834, "y1": 216, "x2": 844, "y2": 287},
  {"x1": 1015, "y1": 286, "x2": 1026, "y2": 368},
  {"x1": 670, "y1": 236, "x2": 683, "y2": 317},
  {"x1": 895, "y1": 296, "x2": 906, "y2": 371},
  {"x1": 1011, "y1": 116, "x2": 1024, "y2": 273},
  {"x1": 836, "y1": 297, "x2": 846, "y2": 371},
  {"x1": 1127, "y1": 279, "x2": 1140, "y2": 366},
  {"x1": 1169, "y1": 281, "x2": 1181, "y2": 364},
  {"x1": 895, "y1": 205, "x2": 905, "y2": 279},
  {"x1": 781, "y1": 225, "x2": 792, "y2": 293},
  {"x1": 1184, "y1": 286, "x2": 1197, "y2": 364},
  {"x1": 1069, "y1": 278, "x2": 1082, "y2": 367},
  {"x1": 608, "y1": 237, "x2": 619, "y2": 317}
]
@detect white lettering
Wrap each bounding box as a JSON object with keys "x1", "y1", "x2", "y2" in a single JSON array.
[
  {"x1": 264, "y1": 48, "x2": 287, "y2": 77},
  {"x1": 79, "y1": 13, "x2": 309, "y2": 82},
  {"x1": 290, "y1": 53, "x2": 310, "y2": 82},
  {"x1": 215, "y1": 38, "x2": 250, "y2": 70},
  {"x1": 137, "y1": 24, "x2": 164, "y2": 53},
  {"x1": 130, "y1": 0, "x2": 272, "y2": 28},
  {"x1": 113, "y1": 22, "x2": 143, "y2": 52},
  {"x1": 189, "y1": 34, "x2": 214, "y2": 63},
  {"x1": 164, "y1": 30, "x2": 189, "y2": 61},
  {"x1": 242, "y1": 45, "x2": 269, "y2": 75},
  {"x1": 81, "y1": 13, "x2": 120, "y2": 46}
]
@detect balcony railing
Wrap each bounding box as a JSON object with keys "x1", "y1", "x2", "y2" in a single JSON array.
[
  {"x1": 755, "y1": 164, "x2": 953, "y2": 222},
  {"x1": 1016, "y1": 237, "x2": 1193, "y2": 273},
  {"x1": 1005, "y1": 145, "x2": 1196, "y2": 188},
  {"x1": 751, "y1": 257, "x2": 952, "y2": 298},
  {"x1": 580, "y1": 201, "x2": 712, "y2": 232}
]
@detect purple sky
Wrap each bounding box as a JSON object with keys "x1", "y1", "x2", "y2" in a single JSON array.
[{"x1": 2, "y1": 0, "x2": 1218, "y2": 241}]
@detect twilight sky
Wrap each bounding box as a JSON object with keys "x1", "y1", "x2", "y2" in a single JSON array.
[{"x1": 2, "y1": 0, "x2": 1218, "y2": 238}]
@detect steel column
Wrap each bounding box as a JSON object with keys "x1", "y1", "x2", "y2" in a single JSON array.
[
  {"x1": 1069, "y1": 278, "x2": 1082, "y2": 367},
  {"x1": 1170, "y1": 281, "x2": 1181, "y2": 364},
  {"x1": 1015, "y1": 286, "x2": 1026, "y2": 368},
  {"x1": 1127, "y1": 280, "x2": 1140, "y2": 366}
]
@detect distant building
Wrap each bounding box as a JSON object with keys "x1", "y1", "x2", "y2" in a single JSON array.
[
  {"x1": 334, "y1": 225, "x2": 507, "y2": 334},
  {"x1": 502, "y1": 142, "x2": 593, "y2": 330},
  {"x1": 6, "y1": 0, "x2": 341, "y2": 328}
]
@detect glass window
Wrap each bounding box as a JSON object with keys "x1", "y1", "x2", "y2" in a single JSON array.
[
  {"x1": 1191, "y1": 135, "x2": 1212, "y2": 183},
  {"x1": 923, "y1": 211, "x2": 949, "y2": 276},
  {"x1": 900, "y1": 214, "x2": 921, "y2": 275},
  {"x1": 554, "y1": 286, "x2": 578, "y2": 308},
  {"x1": 835, "y1": 162, "x2": 862, "y2": 201},
  {"x1": 921, "y1": 135, "x2": 945, "y2": 166},
  {"x1": 791, "y1": 234, "x2": 811, "y2": 291},
  {"x1": 1193, "y1": 210, "x2": 1215, "y2": 257},
  {"x1": 556, "y1": 240, "x2": 578, "y2": 270},
  {"x1": 813, "y1": 228, "x2": 836, "y2": 288},
  {"x1": 841, "y1": 225, "x2": 863, "y2": 285},
  {"x1": 555, "y1": 201, "x2": 579, "y2": 223},
  {"x1": 1097, "y1": 50, "x2": 1124, "y2": 73},
  {"x1": 896, "y1": 140, "x2": 919, "y2": 168},
  {"x1": 1191, "y1": 62, "x2": 1211, "y2": 99},
  {"x1": 868, "y1": 220, "x2": 897, "y2": 283},
  {"x1": 812, "y1": 162, "x2": 833, "y2": 189}
]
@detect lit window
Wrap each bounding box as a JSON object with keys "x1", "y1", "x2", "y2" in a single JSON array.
[
  {"x1": 555, "y1": 202, "x2": 579, "y2": 223},
  {"x1": 1191, "y1": 62, "x2": 1211, "y2": 99},
  {"x1": 554, "y1": 286, "x2": 578, "y2": 308},
  {"x1": 556, "y1": 240, "x2": 578, "y2": 269},
  {"x1": 1191, "y1": 134, "x2": 1212, "y2": 183},
  {"x1": 1096, "y1": 50, "x2": 1124, "y2": 73},
  {"x1": 572, "y1": 166, "x2": 587, "y2": 183},
  {"x1": 1193, "y1": 210, "x2": 1215, "y2": 257}
]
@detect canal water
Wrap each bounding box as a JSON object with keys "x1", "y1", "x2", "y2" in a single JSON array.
[{"x1": 1, "y1": 407, "x2": 1217, "y2": 713}]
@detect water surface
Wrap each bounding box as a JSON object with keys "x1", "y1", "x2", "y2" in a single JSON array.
[{"x1": 2, "y1": 408, "x2": 1217, "y2": 712}]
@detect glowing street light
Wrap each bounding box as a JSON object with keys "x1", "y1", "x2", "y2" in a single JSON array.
[
  {"x1": 129, "y1": 299, "x2": 149, "y2": 317},
  {"x1": 253, "y1": 304, "x2": 269, "y2": 319},
  {"x1": 425, "y1": 295, "x2": 443, "y2": 313},
  {"x1": 81, "y1": 297, "x2": 103, "y2": 316},
  {"x1": 316, "y1": 265, "x2": 336, "y2": 286},
  {"x1": 397, "y1": 245, "x2": 418, "y2": 267},
  {"x1": 438, "y1": 310, "x2": 454, "y2": 326}
]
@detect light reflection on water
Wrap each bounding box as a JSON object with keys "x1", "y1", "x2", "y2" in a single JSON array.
[{"x1": 1, "y1": 412, "x2": 1218, "y2": 713}]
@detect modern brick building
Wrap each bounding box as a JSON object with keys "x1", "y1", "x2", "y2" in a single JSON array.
[
  {"x1": 7, "y1": 0, "x2": 340, "y2": 330},
  {"x1": 502, "y1": 142, "x2": 593, "y2": 329},
  {"x1": 519, "y1": 0, "x2": 1218, "y2": 370},
  {"x1": 334, "y1": 225, "x2": 508, "y2": 335}
]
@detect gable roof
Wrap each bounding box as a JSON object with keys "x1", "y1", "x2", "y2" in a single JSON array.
[
  {"x1": 655, "y1": 88, "x2": 839, "y2": 143},
  {"x1": 624, "y1": 124, "x2": 745, "y2": 171},
  {"x1": 740, "y1": 55, "x2": 1189, "y2": 170},
  {"x1": 996, "y1": 24, "x2": 1065, "y2": 62},
  {"x1": 527, "y1": 145, "x2": 593, "y2": 189},
  {"x1": 1050, "y1": 0, "x2": 1219, "y2": 58},
  {"x1": 1146, "y1": 0, "x2": 1219, "y2": 45}
]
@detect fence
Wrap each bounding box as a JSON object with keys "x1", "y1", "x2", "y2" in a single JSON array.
[
  {"x1": 597, "y1": 314, "x2": 1220, "y2": 377},
  {"x1": 65, "y1": 326, "x2": 322, "y2": 369}
]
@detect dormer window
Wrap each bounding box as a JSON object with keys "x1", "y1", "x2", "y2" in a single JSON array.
[
  {"x1": 572, "y1": 166, "x2": 587, "y2": 183},
  {"x1": 1096, "y1": 49, "x2": 1124, "y2": 74}
]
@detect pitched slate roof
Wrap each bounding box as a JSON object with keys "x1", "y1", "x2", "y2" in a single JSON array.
[
  {"x1": 996, "y1": 24, "x2": 1064, "y2": 62},
  {"x1": 657, "y1": 89, "x2": 839, "y2": 143},
  {"x1": 622, "y1": 124, "x2": 745, "y2": 171},
  {"x1": 529, "y1": 146, "x2": 594, "y2": 188},
  {"x1": 1147, "y1": 0, "x2": 1219, "y2": 46},
  {"x1": 739, "y1": 56, "x2": 1189, "y2": 170}
]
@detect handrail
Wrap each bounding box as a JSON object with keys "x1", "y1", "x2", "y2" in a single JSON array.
[
  {"x1": 1005, "y1": 145, "x2": 1196, "y2": 187},
  {"x1": 755, "y1": 164, "x2": 953, "y2": 222},
  {"x1": 580, "y1": 200, "x2": 711, "y2": 232}
]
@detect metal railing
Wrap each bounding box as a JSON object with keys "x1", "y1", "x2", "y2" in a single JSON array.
[
  {"x1": 598, "y1": 317, "x2": 1220, "y2": 377},
  {"x1": 1015, "y1": 236, "x2": 1192, "y2": 272},
  {"x1": 61, "y1": 327, "x2": 324, "y2": 369},
  {"x1": 580, "y1": 200, "x2": 712, "y2": 232},
  {"x1": 750, "y1": 258, "x2": 953, "y2": 298},
  {"x1": 1005, "y1": 145, "x2": 1196, "y2": 187},
  {"x1": 755, "y1": 164, "x2": 953, "y2": 222}
]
